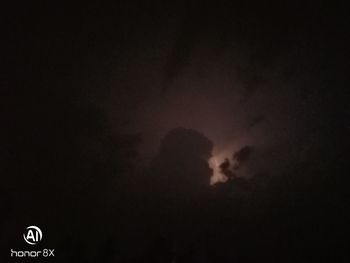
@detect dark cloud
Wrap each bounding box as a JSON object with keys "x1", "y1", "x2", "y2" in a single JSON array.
[
  {"x1": 163, "y1": 16, "x2": 202, "y2": 89},
  {"x1": 233, "y1": 146, "x2": 254, "y2": 169},
  {"x1": 219, "y1": 158, "x2": 236, "y2": 180},
  {"x1": 148, "y1": 127, "x2": 213, "y2": 195},
  {"x1": 248, "y1": 115, "x2": 265, "y2": 128},
  {"x1": 236, "y1": 66, "x2": 267, "y2": 101}
]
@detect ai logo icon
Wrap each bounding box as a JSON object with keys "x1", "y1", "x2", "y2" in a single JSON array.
[
  {"x1": 11, "y1": 225, "x2": 54, "y2": 258},
  {"x1": 23, "y1": 226, "x2": 42, "y2": 245}
]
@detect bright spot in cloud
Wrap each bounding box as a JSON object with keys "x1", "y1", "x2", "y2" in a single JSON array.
[{"x1": 209, "y1": 146, "x2": 240, "y2": 185}]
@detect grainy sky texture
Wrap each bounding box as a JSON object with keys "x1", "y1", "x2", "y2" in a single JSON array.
[{"x1": 2, "y1": 1, "x2": 349, "y2": 262}]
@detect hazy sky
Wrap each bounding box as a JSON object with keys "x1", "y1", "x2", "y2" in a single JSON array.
[{"x1": 3, "y1": 2, "x2": 349, "y2": 262}]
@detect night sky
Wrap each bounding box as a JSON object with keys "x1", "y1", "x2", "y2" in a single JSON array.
[{"x1": 2, "y1": 1, "x2": 349, "y2": 262}]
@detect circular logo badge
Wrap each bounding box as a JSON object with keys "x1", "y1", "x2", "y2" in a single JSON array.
[{"x1": 23, "y1": 226, "x2": 42, "y2": 245}]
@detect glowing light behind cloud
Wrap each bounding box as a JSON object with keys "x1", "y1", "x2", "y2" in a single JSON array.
[
  {"x1": 105, "y1": 40, "x2": 309, "y2": 187},
  {"x1": 209, "y1": 146, "x2": 242, "y2": 184}
]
